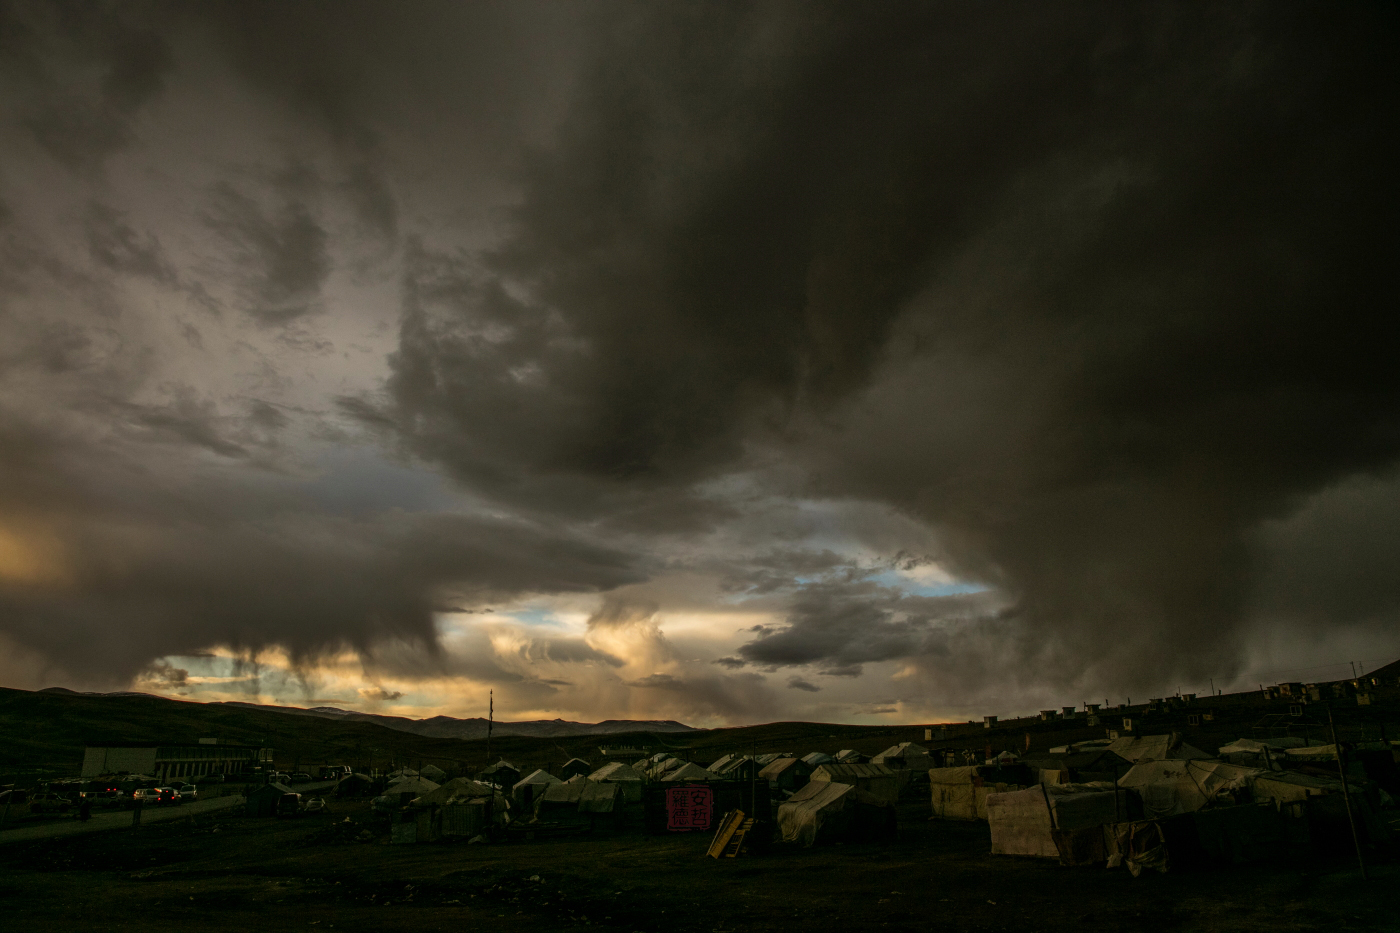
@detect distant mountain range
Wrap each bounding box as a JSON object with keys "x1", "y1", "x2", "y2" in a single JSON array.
[{"x1": 38, "y1": 688, "x2": 699, "y2": 740}]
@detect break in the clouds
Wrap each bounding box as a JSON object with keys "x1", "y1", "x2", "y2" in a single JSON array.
[{"x1": 0, "y1": 1, "x2": 1397, "y2": 725}]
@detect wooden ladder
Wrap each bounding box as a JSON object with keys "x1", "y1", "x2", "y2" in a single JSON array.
[{"x1": 707, "y1": 809, "x2": 752, "y2": 859}]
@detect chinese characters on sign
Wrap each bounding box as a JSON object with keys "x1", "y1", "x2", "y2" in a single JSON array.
[{"x1": 665, "y1": 784, "x2": 714, "y2": 831}]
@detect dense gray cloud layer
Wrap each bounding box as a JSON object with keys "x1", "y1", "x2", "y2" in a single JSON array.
[{"x1": 0, "y1": 1, "x2": 1395, "y2": 714}]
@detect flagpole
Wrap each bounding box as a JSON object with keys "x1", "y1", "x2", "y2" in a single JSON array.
[{"x1": 487, "y1": 690, "x2": 493, "y2": 767}]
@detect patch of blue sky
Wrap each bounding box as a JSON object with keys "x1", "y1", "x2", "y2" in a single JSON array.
[
  {"x1": 500, "y1": 605, "x2": 568, "y2": 629},
  {"x1": 867, "y1": 570, "x2": 987, "y2": 598}
]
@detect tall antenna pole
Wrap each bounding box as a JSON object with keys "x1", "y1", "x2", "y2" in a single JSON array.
[{"x1": 487, "y1": 690, "x2": 493, "y2": 766}]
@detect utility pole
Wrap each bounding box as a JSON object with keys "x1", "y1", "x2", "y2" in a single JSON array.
[
  {"x1": 487, "y1": 690, "x2": 493, "y2": 767},
  {"x1": 1327, "y1": 706, "x2": 1367, "y2": 880}
]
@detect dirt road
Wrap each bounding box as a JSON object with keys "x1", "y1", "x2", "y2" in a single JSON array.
[{"x1": 0, "y1": 781, "x2": 333, "y2": 845}]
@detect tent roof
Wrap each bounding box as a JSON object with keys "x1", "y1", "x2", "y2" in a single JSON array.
[
  {"x1": 1107, "y1": 734, "x2": 1211, "y2": 763},
  {"x1": 759, "y1": 757, "x2": 809, "y2": 779},
  {"x1": 874, "y1": 741, "x2": 930, "y2": 760},
  {"x1": 801, "y1": 752, "x2": 834, "y2": 767},
  {"x1": 589, "y1": 762, "x2": 644, "y2": 782},
  {"x1": 661, "y1": 762, "x2": 717, "y2": 782},
  {"x1": 386, "y1": 776, "x2": 441, "y2": 795},
  {"x1": 513, "y1": 769, "x2": 561, "y2": 789},
  {"x1": 251, "y1": 781, "x2": 293, "y2": 796},
  {"x1": 415, "y1": 777, "x2": 499, "y2": 806},
  {"x1": 812, "y1": 762, "x2": 895, "y2": 781}
]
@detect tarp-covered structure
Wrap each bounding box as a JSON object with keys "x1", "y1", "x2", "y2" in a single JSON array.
[
  {"x1": 810, "y1": 762, "x2": 899, "y2": 804},
  {"x1": 986, "y1": 783, "x2": 1122, "y2": 859},
  {"x1": 419, "y1": 764, "x2": 447, "y2": 782},
  {"x1": 801, "y1": 752, "x2": 834, "y2": 768},
  {"x1": 534, "y1": 780, "x2": 623, "y2": 821},
  {"x1": 589, "y1": 762, "x2": 645, "y2": 802},
  {"x1": 834, "y1": 749, "x2": 870, "y2": 764},
  {"x1": 1117, "y1": 760, "x2": 1258, "y2": 818},
  {"x1": 335, "y1": 773, "x2": 375, "y2": 798},
  {"x1": 476, "y1": 760, "x2": 522, "y2": 787},
  {"x1": 871, "y1": 742, "x2": 933, "y2": 772},
  {"x1": 413, "y1": 778, "x2": 510, "y2": 839},
  {"x1": 928, "y1": 765, "x2": 1031, "y2": 820},
  {"x1": 1107, "y1": 733, "x2": 1211, "y2": 763},
  {"x1": 777, "y1": 780, "x2": 895, "y2": 846}
]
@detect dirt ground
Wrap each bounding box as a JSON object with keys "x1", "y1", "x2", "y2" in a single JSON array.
[{"x1": 0, "y1": 798, "x2": 1393, "y2": 933}]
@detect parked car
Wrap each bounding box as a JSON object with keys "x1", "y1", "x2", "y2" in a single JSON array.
[
  {"x1": 302, "y1": 796, "x2": 327, "y2": 814},
  {"x1": 133, "y1": 787, "x2": 181, "y2": 806},
  {"x1": 28, "y1": 793, "x2": 73, "y2": 815},
  {"x1": 79, "y1": 787, "x2": 128, "y2": 809},
  {"x1": 178, "y1": 784, "x2": 199, "y2": 802},
  {"x1": 271, "y1": 772, "x2": 291, "y2": 784},
  {"x1": 276, "y1": 793, "x2": 301, "y2": 817},
  {"x1": 290, "y1": 772, "x2": 312, "y2": 784}
]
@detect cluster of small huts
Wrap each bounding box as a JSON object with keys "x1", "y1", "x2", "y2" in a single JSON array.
[{"x1": 312, "y1": 730, "x2": 1396, "y2": 871}]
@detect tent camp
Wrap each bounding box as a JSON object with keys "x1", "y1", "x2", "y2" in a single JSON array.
[
  {"x1": 777, "y1": 780, "x2": 895, "y2": 846},
  {"x1": 387, "y1": 768, "x2": 419, "y2": 781},
  {"x1": 872, "y1": 742, "x2": 934, "y2": 772},
  {"x1": 834, "y1": 749, "x2": 870, "y2": 764},
  {"x1": 810, "y1": 763, "x2": 899, "y2": 804},
  {"x1": 660, "y1": 762, "x2": 718, "y2": 782},
  {"x1": 1023, "y1": 749, "x2": 1132, "y2": 785},
  {"x1": 802, "y1": 752, "x2": 834, "y2": 768},
  {"x1": 1107, "y1": 733, "x2": 1211, "y2": 763},
  {"x1": 589, "y1": 762, "x2": 645, "y2": 802},
  {"x1": 419, "y1": 764, "x2": 447, "y2": 782},
  {"x1": 759, "y1": 757, "x2": 812, "y2": 792},
  {"x1": 560, "y1": 758, "x2": 592, "y2": 780},
  {"x1": 651, "y1": 757, "x2": 685, "y2": 778},
  {"x1": 1117, "y1": 759, "x2": 1259, "y2": 817},
  {"x1": 512, "y1": 769, "x2": 562, "y2": 809},
  {"x1": 986, "y1": 783, "x2": 1121, "y2": 859}
]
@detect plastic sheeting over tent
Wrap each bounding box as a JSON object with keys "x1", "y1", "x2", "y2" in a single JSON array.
[
  {"x1": 801, "y1": 752, "x2": 834, "y2": 768},
  {"x1": 928, "y1": 766, "x2": 1027, "y2": 821},
  {"x1": 1107, "y1": 734, "x2": 1210, "y2": 763},
  {"x1": 1117, "y1": 760, "x2": 1259, "y2": 817},
  {"x1": 777, "y1": 780, "x2": 895, "y2": 847},
  {"x1": 419, "y1": 764, "x2": 447, "y2": 782}
]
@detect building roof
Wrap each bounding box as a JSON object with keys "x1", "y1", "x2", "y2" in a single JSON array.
[
  {"x1": 385, "y1": 776, "x2": 441, "y2": 796},
  {"x1": 416, "y1": 778, "x2": 499, "y2": 807},
  {"x1": 758, "y1": 757, "x2": 809, "y2": 780},
  {"x1": 812, "y1": 762, "x2": 896, "y2": 781},
  {"x1": 249, "y1": 781, "x2": 293, "y2": 796}
]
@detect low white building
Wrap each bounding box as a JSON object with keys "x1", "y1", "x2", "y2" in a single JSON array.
[{"x1": 82, "y1": 739, "x2": 273, "y2": 780}]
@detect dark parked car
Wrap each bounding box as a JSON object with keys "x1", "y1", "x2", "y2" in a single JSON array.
[
  {"x1": 133, "y1": 787, "x2": 181, "y2": 806},
  {"x1": 290, "y1": 772, "x2": 312, "y2": 784}
]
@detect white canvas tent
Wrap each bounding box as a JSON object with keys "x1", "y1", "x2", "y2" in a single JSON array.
[
  {"x1": 387, "y1": 775, "x2": 441, "y2": 797},
  {"x1": 419, "y1": 764, "x2": 448, "y2": 782},
  {"x1": 512, "y1": 769, "x2": 562, "y2": 808},
  {"x1": 810, "y1": 763, "x2": 899, "y2": 804}
]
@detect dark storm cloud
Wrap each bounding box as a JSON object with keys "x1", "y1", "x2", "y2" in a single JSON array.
[
  {"x1": 0, "y1": 417, "x2": 642, "y2": 685},
  {"x1": 0, "y1": 2, "x2": 174, "y2": 171},
  {"x1": 380, "y1": 2, "x2": 1400, "y2": 697},
  {"x1": 202, "y1": 181, "x2": 331, "y2": 324},
  {"x1": 83, "y1": 202, "x2": 176, "y2": 282},
  {"x1": 786, "y1": 676, "x2": 820, "y2": 693}
]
